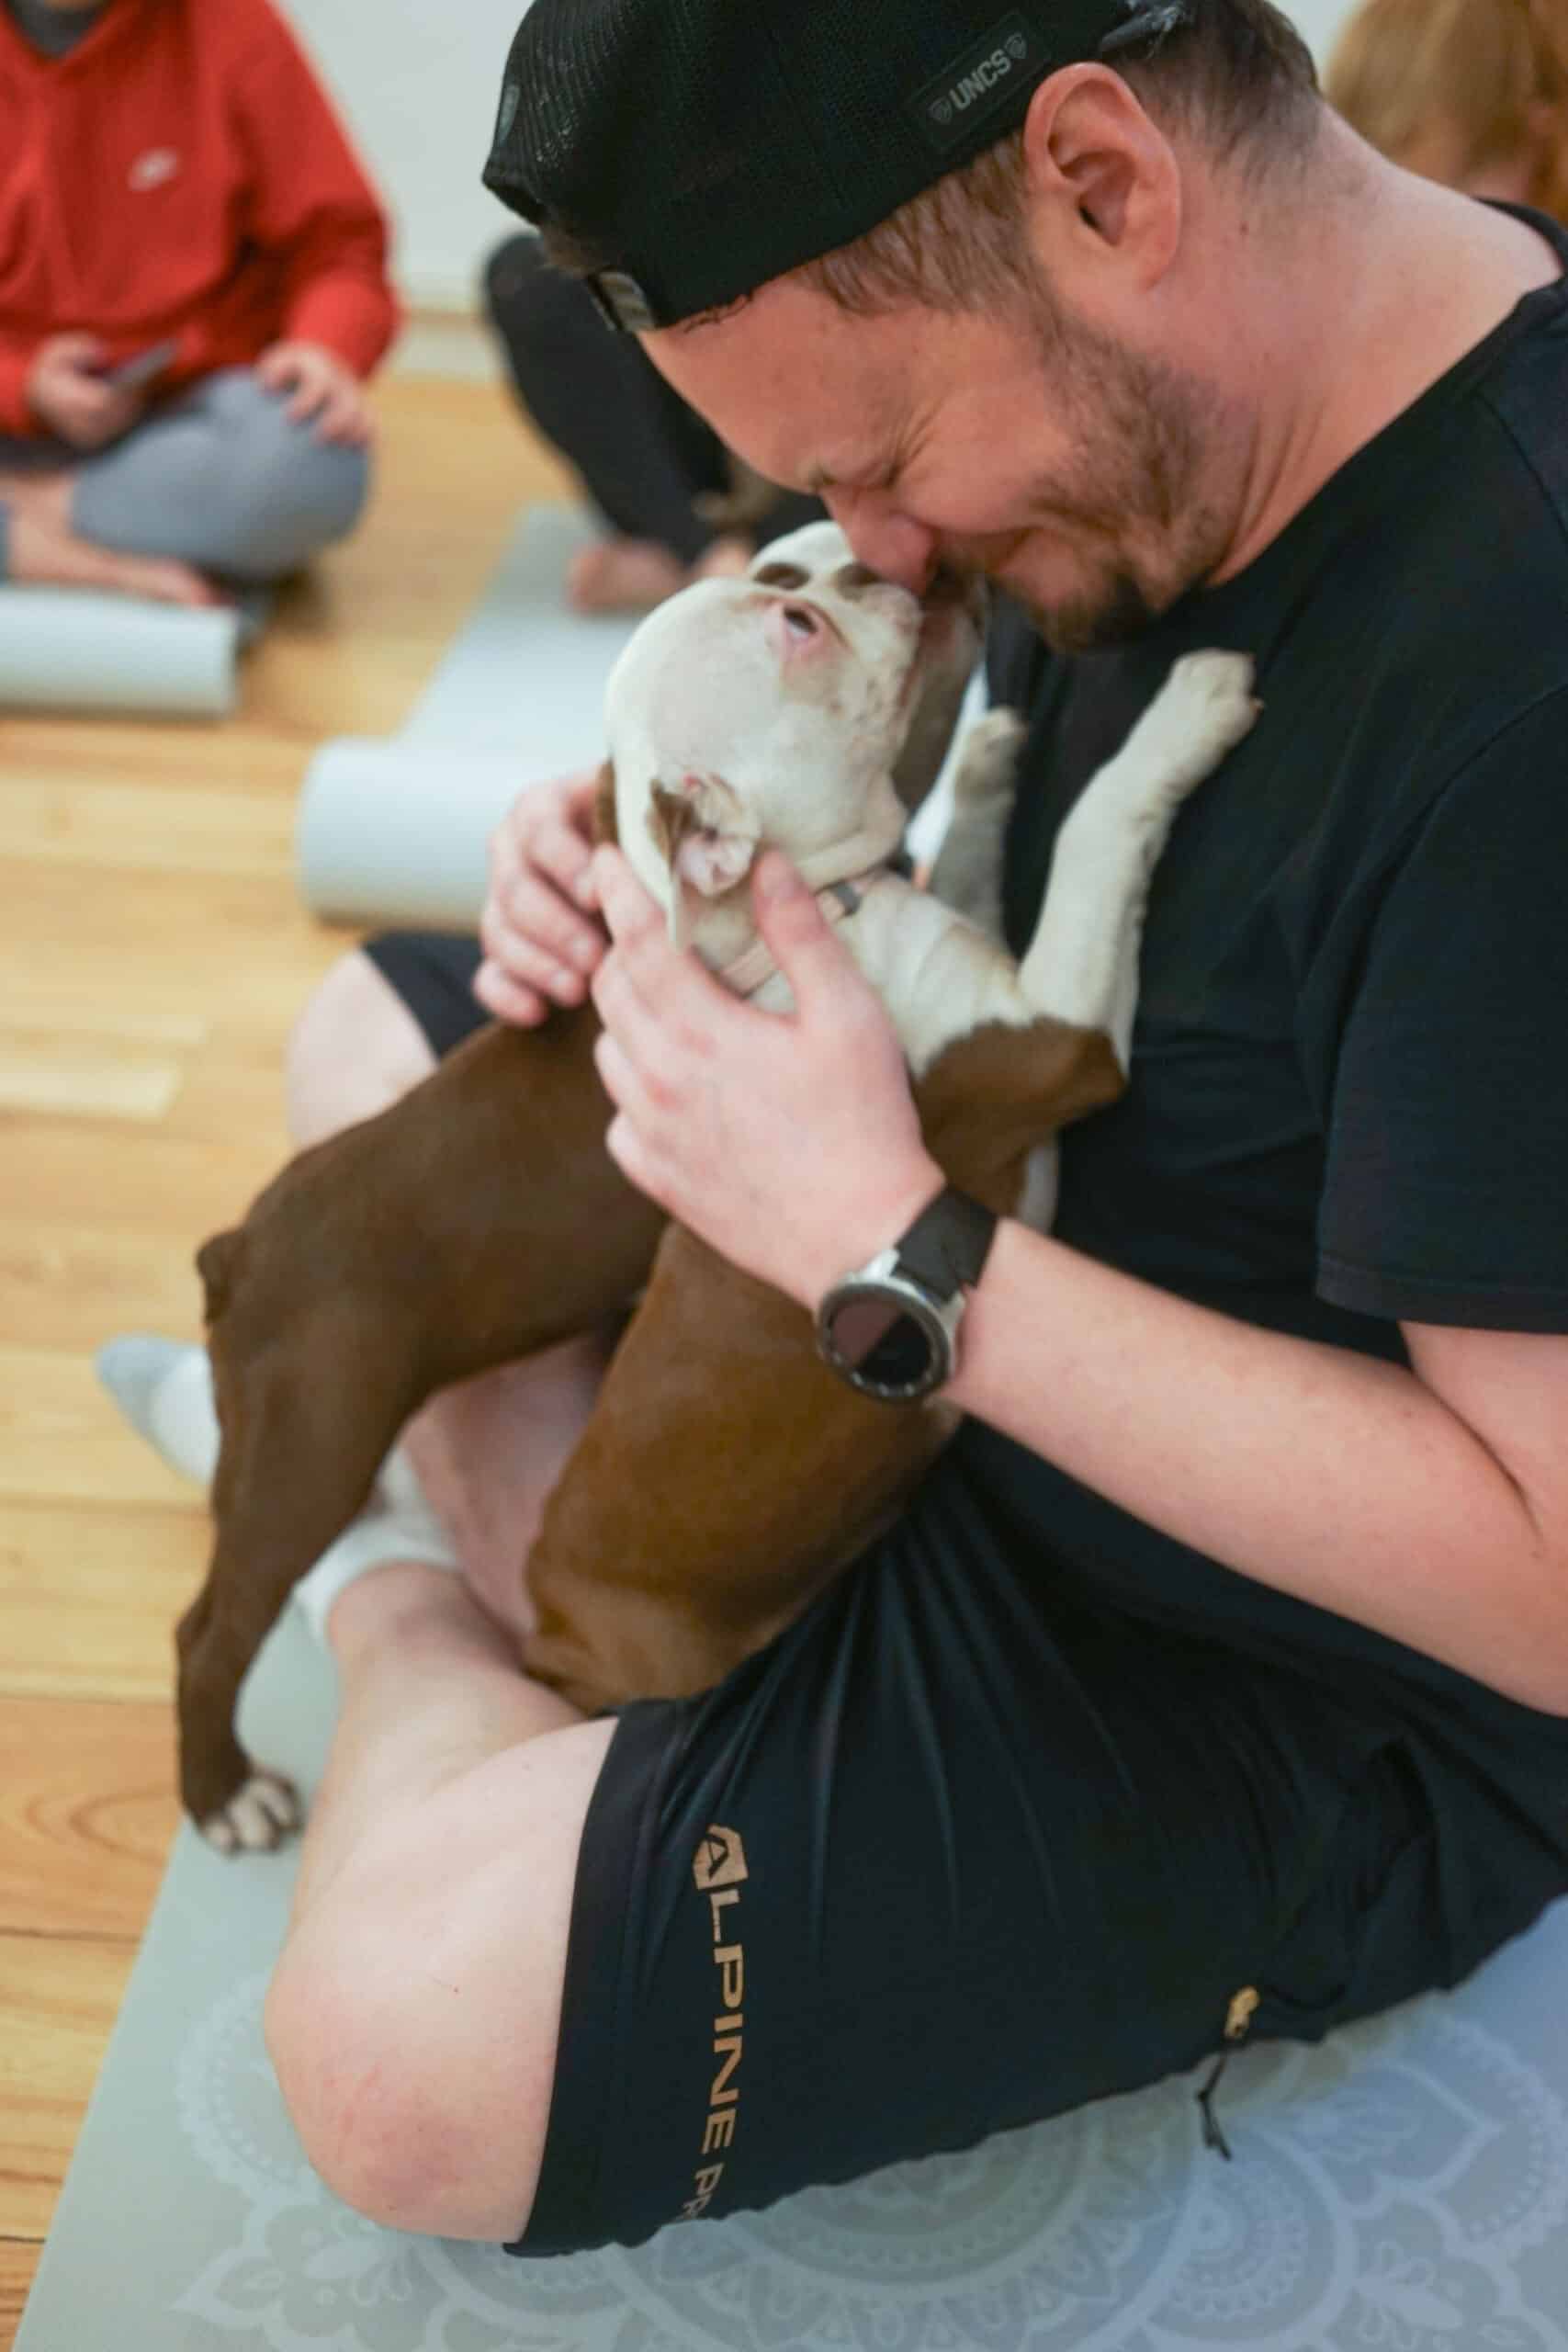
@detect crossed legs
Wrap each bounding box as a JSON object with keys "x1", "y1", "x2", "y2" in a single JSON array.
[{"x1": 0, "y1": 368, "x2": 370, "y2": 605}]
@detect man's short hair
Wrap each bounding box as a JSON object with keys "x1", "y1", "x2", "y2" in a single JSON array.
[{"x1": 802, "y1": 0, "x2": 1320, "y2": 322}]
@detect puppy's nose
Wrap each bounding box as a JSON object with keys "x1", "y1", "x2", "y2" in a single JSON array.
[{"x1": 764, "y1": 598, "x2": 835, "y2": 663}]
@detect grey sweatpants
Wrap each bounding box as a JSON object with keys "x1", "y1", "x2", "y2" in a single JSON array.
[{"x1": 0, "y1": 368, "x2": 371, "y2": 583}]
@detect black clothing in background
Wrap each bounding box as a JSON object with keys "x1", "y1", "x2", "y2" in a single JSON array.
[{"x1": 482, "y1": 233, "x2": 823, "y2": 569}]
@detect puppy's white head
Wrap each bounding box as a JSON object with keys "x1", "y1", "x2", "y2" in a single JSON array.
[{"x1": 604, "y1": 521, "x2": 979, "y2": 947}]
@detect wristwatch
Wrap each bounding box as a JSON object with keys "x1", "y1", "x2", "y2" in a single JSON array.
[{"x1": 815, "y1": 1186, "x2": 998, "y2": 1403}]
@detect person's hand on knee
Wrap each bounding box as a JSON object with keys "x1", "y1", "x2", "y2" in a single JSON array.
[
  {"x1": 475, "y1": 768, "x2": 608, "y2": 1026},
  {"x1": 254, "y1": 341, "x2": 374, "y2": 447}
]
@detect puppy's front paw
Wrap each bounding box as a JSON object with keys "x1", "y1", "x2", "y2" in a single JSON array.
[
  {"x1": 950, "y1": 706, "x2": 1027, "y2": 802},
  {"x1": 199, "y1": 1770, "x2": 301, "y2": 1855},
  {"x1": 1161, "y1": 650, "x2": 1260, "y2": 768}
]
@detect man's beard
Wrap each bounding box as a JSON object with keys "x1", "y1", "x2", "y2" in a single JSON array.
[
  {"x1": 998, "y1": 311, "x2": 1241, "y2": 657},
  {"x1": 1019, "y1": 566, "x2": 1161, "y2": 658}
]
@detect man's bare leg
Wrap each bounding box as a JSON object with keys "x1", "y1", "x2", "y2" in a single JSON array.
[
  {"x1": 266, "y1": 1559, "x2": 615, "y2": 2240},
  {"x1": 262, "y1": 947, "x2": 625, "y2": 2242}
]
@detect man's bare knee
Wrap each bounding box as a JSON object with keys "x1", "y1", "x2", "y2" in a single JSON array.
[
  {"x1": 265, "y1": 1720, "x2": 613, "y2": 2241},
  {"x1": 285, "y1": 948, "x2": 436, "y2": 1148},
  {"x1": 265, "y1": 1940, "x2": 551, "y2": 2240}
]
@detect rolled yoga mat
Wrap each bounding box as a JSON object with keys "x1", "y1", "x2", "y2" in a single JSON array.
[
  {"x1": 0, "y1": 584, "x2": 241, "y2": 717},
  {"x1": 295, "y1": 504, "x2": 975, "y2": 931},
  {"x1": 17, "y1": 1591, "x2": 1568, "y2": 2352},
  {"x1": 296, "y1": 507, "x2": 642, "y2": 929}
]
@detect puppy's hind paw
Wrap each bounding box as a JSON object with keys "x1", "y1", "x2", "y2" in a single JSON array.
[{"x1": 199, "y1": 1770, "x2": 301, "y2": 1855}]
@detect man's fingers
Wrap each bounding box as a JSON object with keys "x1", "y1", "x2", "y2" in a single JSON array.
[
  {"x1": 593, "y1": 847, "x2": 739, "y2": 1046},
  {"x1": 532, "y1": 816, "x2": 600, "y2": 907},
  {"x1": 592, "y1": 846, "x2": 691, "y2": 983},
  {"x1": 478, "y1": 899, "x2": 595, "y2": 1003},
  {"x1": 590, "y1": 946, "x2": 682, "y2": 1084},
  {"x1": 592, "y1": 844, "x2": 664, "y2": 948},
  {"x1": 602, "y1": 1108, "x2": 661, "y2": 1204},
  {"x1": 486, "y1": 867, "x2": 604, "y2": 974},
  {"x1": 752, "y1": 851, "x2": 866, "y2": 1020},
  {"x1": 472, "y1": 956, "x2": 550, "y2": 1028},
  {"x1": 592, "y1": 1027, "x2": 646, "y2": 1115}
]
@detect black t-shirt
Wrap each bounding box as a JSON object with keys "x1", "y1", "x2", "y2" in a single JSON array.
[{"x1": 956, "y1": 208, "x2": 1568, "y2": 1765}]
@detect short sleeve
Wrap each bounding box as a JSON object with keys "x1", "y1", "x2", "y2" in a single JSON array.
[{"x1": 1318, "y1": 690, "x2": 1568, "y2": 1331}]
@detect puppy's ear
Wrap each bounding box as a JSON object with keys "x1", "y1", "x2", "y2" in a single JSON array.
[
  {"x1": 590, "y1": 759, "x2": 619, "y2": 847},
  {"x1": 647, "y1": 772, "x2": 758, "y2": 949}
]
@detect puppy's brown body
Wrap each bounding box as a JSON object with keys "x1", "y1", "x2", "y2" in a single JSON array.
[
  {"x1": 181, "y1": 1009, "x2": 661, "y2": 1826},
  {"x1": 524, "y1": 1014, "x2": 1121, "y2": 1708},
  {"x1": 179, "y1": 997, "x2": 1117, "y2": 1827},
  {"x1": 171, "y1": 518, "x2": 1258, "y2": 1846}
]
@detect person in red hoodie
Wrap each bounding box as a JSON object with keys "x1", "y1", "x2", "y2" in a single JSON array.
[{"x1": 0, "y1": 0, "x2": 400, "y2": 607}]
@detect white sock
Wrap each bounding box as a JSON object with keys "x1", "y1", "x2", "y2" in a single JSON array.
[
  {"x1": 100, "y1": 1334, "x2": 428, "y2": 1517},
  {"x1": 291, "y1": 1466, "x2": 461, "y2": 1645},
  {"x1": 146, "y1": 1343, "x2": 222, "y2": 1483},
  {"x1": 94, "y1": 1336, "x2": 224, "y2": 1486},
  {"x1": 99, "y1": 1332, "x2": 463, "y2": 1642}
]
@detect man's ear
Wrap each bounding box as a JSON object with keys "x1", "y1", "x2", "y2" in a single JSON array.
[
  {"x1": 646, "y1": 771, "x2": 759, "y2": 949},
  {"x1": 591, "y1": 758, "x2": 619, "y2": 847},
  {"x1": 1020, "y1": 64, "x2": 1180, "y2": 292}
]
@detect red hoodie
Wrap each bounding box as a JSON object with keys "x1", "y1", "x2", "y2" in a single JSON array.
[{"x1": 0, "y1": 0, "x2": 400, "y2": 436}]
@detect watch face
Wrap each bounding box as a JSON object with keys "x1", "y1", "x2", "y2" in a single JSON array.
[{"x1": 820, "y1": 1290, "x2": 942, "y2": 1398}]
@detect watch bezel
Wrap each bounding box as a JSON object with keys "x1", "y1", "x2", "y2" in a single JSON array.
[{"x1": 814, "y1": 1251, "x2": 961, "y2": 1403}]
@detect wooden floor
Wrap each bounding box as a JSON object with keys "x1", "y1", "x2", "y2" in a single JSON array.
[{"x1": 0, "y1": 375, "x2": 572, "y2": 2346}]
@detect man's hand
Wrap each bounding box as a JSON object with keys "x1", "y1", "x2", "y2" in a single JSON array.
[
  {"x1": 591, "y1": 845, "x2": 942, "y2": 1306},
  {"x1": 27, "y1": 334, "x2": 143, "y2": 449},
  {"x1": 473, "y1": 769, "x2": 608, "y2": 1027},
  {"x1": 254, "y1": 342, "x2": 373, "y2": 446}
]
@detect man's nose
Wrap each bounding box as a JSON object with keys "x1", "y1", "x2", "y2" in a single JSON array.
[{"x1": 822, "y1": 488, "x2": 939, "y2": 595}]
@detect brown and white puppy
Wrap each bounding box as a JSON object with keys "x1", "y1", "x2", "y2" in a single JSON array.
[
  {"x1": 176, "y1": 521, "x2": 1257, "y2": 1849},
  {"x1": 525, "y1": 627, "x2": 1261, "y2": 1708}
]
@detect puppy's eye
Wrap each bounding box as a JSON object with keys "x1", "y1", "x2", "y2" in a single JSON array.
[
  {"x1": 836, "y1": 562, "x2": 885, "y2": 592},
  {"x1": 752, "y1": 562, "x2": 810, "y2": 589}
]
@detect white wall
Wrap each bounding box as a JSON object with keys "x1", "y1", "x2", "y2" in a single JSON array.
[
  {"x1": 1286, "y1": 0, "x2": 1359, "y2": 68},
  {"x1": 278, "y1": 0, "x2": 1363, "y2": 317},
  {"x1": 280, "y1": 0, "x2": 529, "y2": 312}
]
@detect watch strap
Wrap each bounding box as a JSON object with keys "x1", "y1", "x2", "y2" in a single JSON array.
[{"x1": 891, "y1": 1186, "x2": 998, "y2": 1297}]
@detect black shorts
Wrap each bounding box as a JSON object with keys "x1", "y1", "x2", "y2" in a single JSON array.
[
  {"x1": 363, "y1": 929, "x2": 489, "y2": 1062},
  {"x1": 365, "y1": 930, "x2": 1568, "y2": 2258},
  {"x1": 514, "y1": 1443, "x2": 1568, "y2": 2256}
]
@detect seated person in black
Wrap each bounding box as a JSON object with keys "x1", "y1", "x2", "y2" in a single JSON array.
[
  {"x1": 236, "y1": 0, "x2": 1568, "y2": 2261},
  {"x1": 483, "y1": 232, "x2": 824, "y2": 613}
]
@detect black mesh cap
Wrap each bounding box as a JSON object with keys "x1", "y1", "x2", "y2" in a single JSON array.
[{"x1": 484, "y1": 0, "x2": 1192, "y2": 331}]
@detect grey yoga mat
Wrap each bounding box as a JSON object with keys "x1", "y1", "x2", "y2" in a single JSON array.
[
  {"x1": 295, "y1": 508, "x2": 642, "y2": 930},
  {"x1": 293, "y1": 505, "x2": 973, "y2": 932},
  {"x1": 17, "y1": 1589, "x2": 1568, "y2": 2352},
  {"x1": 0, "y1": 583, "x2": 241, "y2": 717}
]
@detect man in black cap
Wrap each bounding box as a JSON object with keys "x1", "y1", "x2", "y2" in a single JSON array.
[{"x1": 263, "y1": 0, "x2": 1568, "y2": 2261}]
